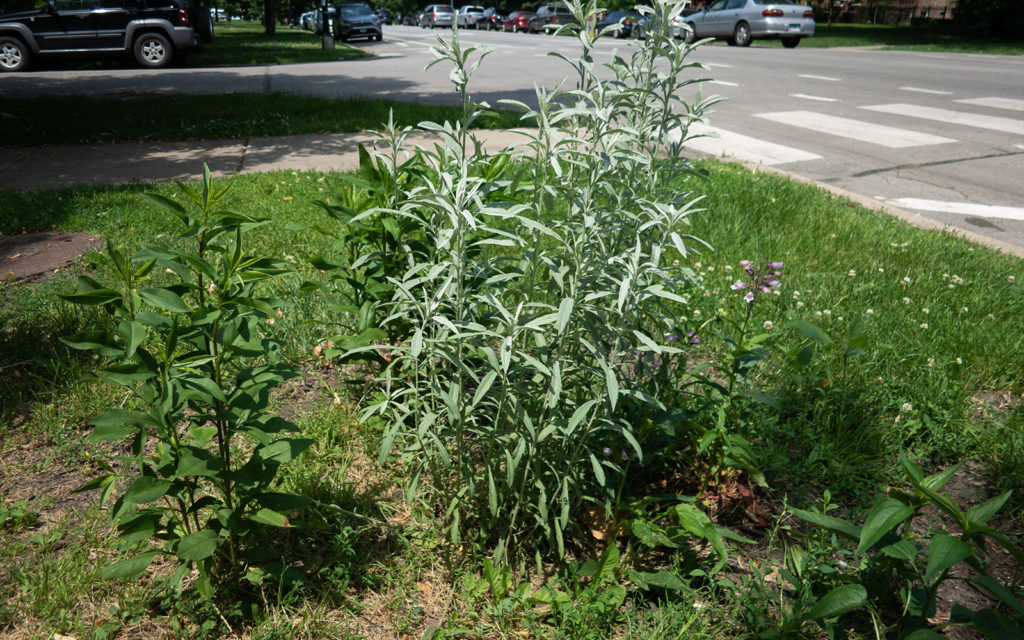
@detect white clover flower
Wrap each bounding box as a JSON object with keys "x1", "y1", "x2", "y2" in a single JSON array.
[
  {"x1": 920, "y1": 322, "x2": 929, "y2": 329},
  {"x1": 796, "y1": 301, "x2": 804, "y2": 309},
  {"x1": 724, "y1": 265, "x2": 733, "y2": 272},
  {"x1": 848, "y1": 269, "x2": 856, "y2": 277},
  {"x1": 901, "y1": 276, "x2": 911, "y2": 285},
  {"x1": 961, "y1": 307, "x2": 969, "y2": 314},
  {"x1": 773, "y1": 289, "x2": 781, "y2": 296},
  {"x1": 878, "y1": 268, "x2": 885, "y2": 273},
  {"x1": 955, "y1": 357, "x2": 963, "y2": 365},
  {"x1": 951, "y1": 275, "x2": 963, "y2": 285},
  {"x1": 942, "y1": 273, "x2": 949, "y2": 280},
  {"x1": 988, "y1": 313, "x2": 995, "y2": 320},
  {"x1": 694, "y1": 262, "x2": 702, "y2": 270},
  {"x1": 823, "y1": 309, "x2": 832, "y2": 316},
  {"x1": 793, "y1": 291, "x2": 801, "y2": 299},
  {"x1": 865, "y1": 309, "x2": 874, "y2": 316},
  {"x1": 693, "y1": 309, "x2": 701, "y2": 317},
  {"x1": 922, "y1": 308, "x2": 929, "y2": 314},
  {"x1": 838, "y1": 316, "x2": 844, "y2": 321},
  {"x1": 948, "y1": 284, "x2": 955, "y2": 289},
  {"x1": 707, "y1": 266, "x2": 715, "y2": 272},
  {"x1": 266, "y1": 318, "x2": 275, "y2": 326},
  {"x1": 902, "y1": 297, "x2": 911, "y2": 305},
  {"x1": 830, "y1": 233, "x2": 837, "y2": 239},
  {"x1": 1010, "y1": 275, "x2": 1016, "y2": 283},
  {"x1": 927, "y1": 357, "x2": 935, "y2": 367},
  {"x1": 763, "y1": 320, "x2": 774, "y2": 330},
  {"x1": 815, "y1": 311, "x2": 822, "y2": 318},
  {"x1": 902, "y1": 402, "x2": 913, "y2": 412}
]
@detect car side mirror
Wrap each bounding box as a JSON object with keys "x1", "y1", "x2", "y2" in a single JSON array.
[{"x1": 45, "y1": 1, "x2": 57, "y2": 13}]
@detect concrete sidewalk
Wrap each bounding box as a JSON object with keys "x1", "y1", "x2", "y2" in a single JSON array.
[{"x1": 0, "y1": 129, "x2": 528, "y2": 191}]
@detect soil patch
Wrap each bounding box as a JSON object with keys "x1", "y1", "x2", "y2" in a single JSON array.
[{"x1": 0, "y1": 232, "x2": 102, "y2": 282}]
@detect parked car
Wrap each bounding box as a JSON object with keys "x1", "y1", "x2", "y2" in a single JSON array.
[
  {"x1": 420, "y1": 4, "x2": 454, "y2": 27},
  {"x1": 476, "y1": 6, "x2": 503, "y2": 29},
  {"x1": 312, "y1": 6, "x2": 336, "y2": 34},
  {"x1": 594, "y1": 9, "x2": 641, "y2": 38},
  {"x1": 334, "y1": 2, "x2": 382, "y2": 41},
  {"x1": 299, "y1": 10, "x2": 315, "y2": 29},
  {"x1": 375, "y1": 9, "x2": 393, "y2": 24},
  {"x1": 682, "y1": 0, "x2": 814, "y2": 47},
  {"x1": 0, "y1": 0, "x2": 208, "y2": 71},
  {"x1": 502, "y1": 10, "x2": 533, "y2": 32},
  {"x1": 455, "y1": 5, "x2": 484, "y2": 28},
  {"x1": 528, "y1": 3, "x2": 578, "y2": 34}
]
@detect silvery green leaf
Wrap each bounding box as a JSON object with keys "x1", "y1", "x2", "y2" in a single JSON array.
[{"x1": 556, "y1": 297, "x2": 574, "y2": 335}]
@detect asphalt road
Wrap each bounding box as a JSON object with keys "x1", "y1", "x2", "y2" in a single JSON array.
[{"x1": 3, "y1": 24, "x2": 1022, "y2": 252}]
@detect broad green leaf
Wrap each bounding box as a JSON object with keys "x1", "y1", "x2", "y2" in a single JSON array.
[
  {"x1": 901, "y1": 629, "x2": 946, "y2": 640},
  {"x1": 259, "y1": 438, "x2": 314, "y2": 464},
  {"x1": 788, "y1": 507, "x2": 862, "y2": 542},
  {"x1": 124, "y1": 476, "x2": 171, "y2": 504},
  {"x1": 117, "y1": 512, "x2": 160, "y2": 542},
  {"x1": 117, "y1": 320, "x2": 146, "y2": 358},
  {"x1": 177, "y1": 529, "x2": 219, "y2": 561},
  {"x1": 98, "y1": 551, "x2": 157, "y2": 578},
  {"x1": 249, "y1": 508, "x2": 289, "y2": 527},
  {"x1": 567, "y1": 399, "x2": 598, "y2": 436},
  {"x1": 672, "y1": 503, "x2": 711, "y2": 537},
  {"x1": 967, "y1": 491, "x2": 1011, "y2": 527},
  {"x1": 175, "y1": 447, "x2": 222, "y2": 478},
  {"x1": 970, "y1": 607, "x2": 1024, "y2": 640},
  {"x1": 924, "y1": 533, "x2": 972, "y2": 584},
  {"x1": 630, "y1": 570, "x2": 686, "y2": 591},
  {"x1": 588, "y1": 452, "x2": 607, "y2": 487},
  {"x1": 472, "y1": 371, "x2": 498, "y2": 408},
  {"x1": 858, "y1": 497, "x2": 913, "y2": 555},
  {"x1": 139, "y1": 288, "x2": 190, "y2": 313},
  {"x1": 59, "y1": 331, "x2": 123, "y2": 357},
  {"x1": 881, "y1": 539, "x2": 919, "y2": 561},
  {"x1": 410, "y1": 327, "x2": 423, "y2": 358},
  {"x1": 805, "y1": 584, "x2": 867, "y2": 620},
  {"x1": 96, "y1": 364, "x2": 156, "y2": 386},
  {"x1": 972, "y1": 574, "x2": 1024, "y2": 618},
  {"x1": 787, "y1": 319, "x2": 833, "y2": 345},
  {"x1": 60, "y1": 288, "x2": 122, "y2": 307},
  {"x1": 921, "y1": 460, "x2": 963, "y2": 492},
  {"x1": 597, "y1": 584, "x2": 626, "y2": 609}
]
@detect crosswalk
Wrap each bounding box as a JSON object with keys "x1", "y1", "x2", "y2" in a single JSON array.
[{"x1": 680, "y1": 91, "x2": 1024, "y2": 220}]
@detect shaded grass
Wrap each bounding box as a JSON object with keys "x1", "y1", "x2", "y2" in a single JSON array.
[
  {"x1": 189, "y1": 20, "x2": 370, "y2": 66},
  {"x1": 762, "y1": 23, "x2": 1024, "y2": 53},
  {"x1": 0, "y1": 94, "x2": 526, "y2": 146}
]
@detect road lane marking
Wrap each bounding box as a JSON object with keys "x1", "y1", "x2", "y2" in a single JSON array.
[
  {"x1": 955, "y1": 97, "x2": 1024, "y2": 112},
  {"x1": 799, "y1": 74, "x2": 841, "y2": 82},
  {"x1": 791, "y1": 93, "x2": 838, "y2": 102},
  {"x1": 707, "y1": 63, "x2": 732, "y2": 68},
  {"x1": 881, "y1": 198, "x2": 1024, "y2": 221},
  {"x1": 679, "y1": 123, "x2": 822, "y2": 166},
  {"x1": 710, "y1": 80, "x2": 738, "y2": 87},
  {"x1": 754, "y1": 111, "x2": 955, "y2": 148},
  {"x1": 900, "y1": 86, "x2": 952, "y2": 95},
  {"x1": 862, "y1": 103, "x2": 1024, "y2": 135}
]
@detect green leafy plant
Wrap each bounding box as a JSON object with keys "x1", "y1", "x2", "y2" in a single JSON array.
[
  {"x1": 61, "y1": 166, "x2": 310, "y2": 598},
  {"x1": 790, "y1": 453, "x2": 1024, "y2": 638},
  {"x1": 0, "y1": 499, "x2": 36, "y2": 530},
  {"x1": 345, "y1": 0, "x2": 718, "y2": 564}
]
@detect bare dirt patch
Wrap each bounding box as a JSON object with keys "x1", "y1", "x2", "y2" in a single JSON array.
[{"x1": 0, "y1": 232, "x2": 102, "y2": 282}]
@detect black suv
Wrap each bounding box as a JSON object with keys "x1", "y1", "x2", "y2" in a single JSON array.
[
  {"x1": 528, "y1": 3, "x2": 578, "y2": 34},
  {"x1": 333, "y1": 2, "x2": 381, "y2": 42},
  {"x1": 0, "y1": 0, "x2": 211, "y2": 72}
]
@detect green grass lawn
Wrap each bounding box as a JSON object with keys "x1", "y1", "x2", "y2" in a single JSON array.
[
  {"x1": 0, "y1": 154, "x2": 1020, "y2": 638},
  {"x1": 189, "y1": 20, "x2": 369, "y2": 66},
  {"x1": 763, "y1": 23, "x2": 1024, "y2": 53}
]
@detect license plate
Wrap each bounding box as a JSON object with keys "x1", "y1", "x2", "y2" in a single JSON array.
[{"x1": 789, "y1": 23, "x2": 800, "y2": 30}]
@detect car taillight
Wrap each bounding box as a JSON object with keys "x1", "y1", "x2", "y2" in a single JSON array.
[
  {"x1": 176, "y1": 9, "x2": 191, "y2": 25},
  {"x1": 803, "y1": 10, "x2": 815, "y2": 17},
  {"x1": 624, "y1": 19, "x2": 634, "y2": 25},
  {"x1": 762, "y1": 8, "x2": 784, "y2": 17}
]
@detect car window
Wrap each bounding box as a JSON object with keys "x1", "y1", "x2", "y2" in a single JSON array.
[
  {"x1": 338, "y1": 3, "x2": 372, "y2": 16},
  {"x1": 726, "y1": 0, "x2": 746, "y2": 8},
  {"x1": 706, "y1": 0, "x2": 727, "y2": 11}
]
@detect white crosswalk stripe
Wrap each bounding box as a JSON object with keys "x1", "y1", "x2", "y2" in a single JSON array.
[
  {"x1": 681, "y1": 123, "x2": 821, "y2": 166},
  {"x1": 862, "y1": 103, "x2": 1024, "y2": 135},
  {"x1": 880, "y1": 198, "x2": 1024, "y2": 221},
  {"x1": 954, "y1": 97, "x2": 1024, "y2": 113},
  {"x1": 753, "y1": 111, "x2": 955, "y2": 148}
]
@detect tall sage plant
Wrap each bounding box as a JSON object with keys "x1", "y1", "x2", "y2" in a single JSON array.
[{"x1": 349, "y1": 0, "x2": 719, "y2": 563}]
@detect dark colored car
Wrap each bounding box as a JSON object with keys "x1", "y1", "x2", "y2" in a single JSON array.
[
  {"x1": 595, "y1": 9, "x2": 640, "y2": 38},
  {"x1": 334, "y1": 2, "x2": 382, "y2": 41},
  {"x1": 375, "y1": 8, "x2": 393, "y2": 24},
  {"x1": 475, "y1": 6, "x2": 503, "y2": 29},
  {"x1": 528, "y1": 3, "x2": 577, "y2": 34},
  {"x1": 0, "y1": 0, "x2": 208, "y2": 72},
  {"x1": 501, "y1": 10, "x2": 533, "y2": 32}
]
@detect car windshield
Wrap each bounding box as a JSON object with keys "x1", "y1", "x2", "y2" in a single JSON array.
[
  {"x1": 338, "y1": 3, "x2": 372, "y2": 16},
  {"x1": 434, "y1": 5, "x2": 453, "y2": 11}
]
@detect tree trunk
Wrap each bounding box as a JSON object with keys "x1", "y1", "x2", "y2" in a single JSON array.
[{"x1": 264, "y1": 0, "x2": 276, "y2": 35}]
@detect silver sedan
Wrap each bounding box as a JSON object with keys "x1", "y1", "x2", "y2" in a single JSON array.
[{"x1": 682, "y1": 0, "x2": 815, "y2": 48}]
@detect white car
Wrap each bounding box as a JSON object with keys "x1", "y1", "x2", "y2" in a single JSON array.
[
  {"x1": 682, "y1": 0, "x2": 815, "y2": 48},
  {"x1": 456, "y1": 5, "x2": 484, "y2": 28}
]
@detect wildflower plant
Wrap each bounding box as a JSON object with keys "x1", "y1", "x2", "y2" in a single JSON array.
[
  {"x1": 62, "y1": 167, "x2": 310, "y2": 597},
  {"x1": 342, "y1": 0, "x2": 720, "y2": 562}
]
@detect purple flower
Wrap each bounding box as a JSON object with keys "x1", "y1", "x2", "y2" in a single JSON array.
[
  {"x1": 603, "y1": 447, "x2": 613, "y2": 456},
  {"x1": 733, "y1": 257, "x2": 785, "y2": 304},
  {"x1": 769, "y1": 262, "x2": 784, "y2": 269},
  {"x1": 688, "y1": 331, "x2": 700, "y2": 344},
  {"x1": 744, "y1": 291, "x2": 755, "y2": 302},
  {"x1": 731, "y1": 281, "x2": 747, "y2": 290}
]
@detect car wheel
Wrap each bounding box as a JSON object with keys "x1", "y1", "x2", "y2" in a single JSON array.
[
  {"x1": 733, "y1": 21, "x2": 752, "y2": 47},
  {"x1": 513, "y1": 24, "x2": 518, "y2": 33},
  {"x1": 781, "y1": 36, "x2": 800, "y2": 48},
  {"x1": 0, "y1": 36, "x2": 29, "y2": 72},
  {"x1": 375, "y1": 32, "x2": 383, "y2": 41},
  {"x1": 612, "y1": 27, "x2": 621, "y2": 38},
  {"x1": 134, "y1": 32, "x2": 174, "y2": 68},
  {"x1": 684, "y1": 23, "x2": 696, "y2": 44},
  {"x1": 632, "y1": 25, "x2": 644, "y2": 40}
]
